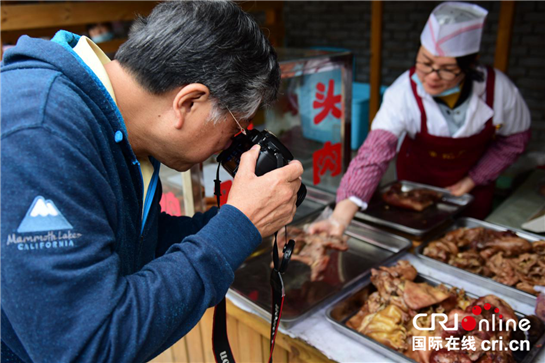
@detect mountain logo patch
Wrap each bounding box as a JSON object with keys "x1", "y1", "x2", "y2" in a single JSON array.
[{"x1": 17, "y1": 196, "x2": 73, "y2": 233}]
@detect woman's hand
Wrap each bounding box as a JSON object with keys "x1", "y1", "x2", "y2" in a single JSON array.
[
  {"x1": 308, "y1": 218, "x2": 346, "y2": 237},
  {"x1": 308, "y1": 199, "x2": 359, "y2": 237},
  {"x1": 446, "y1": 176, "x2": 476, "y2": 196}
]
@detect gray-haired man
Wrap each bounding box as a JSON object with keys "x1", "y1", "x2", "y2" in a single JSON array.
[{"x1": 1, "y1": 1, "x2": 302, "y2": 362}]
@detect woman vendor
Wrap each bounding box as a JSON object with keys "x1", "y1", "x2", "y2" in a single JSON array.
[{"x1": 310, "y1": 2, "x2": 531, "y2": 236}]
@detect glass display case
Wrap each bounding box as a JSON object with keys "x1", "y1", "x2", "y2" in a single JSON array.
[{"x1": 159, "y1": 48, "x2": 354, "y2": 218}]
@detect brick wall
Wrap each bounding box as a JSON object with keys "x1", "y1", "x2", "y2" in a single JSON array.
[{"x1": 283, "y1": 1, "x2": 545, "y2": 146}]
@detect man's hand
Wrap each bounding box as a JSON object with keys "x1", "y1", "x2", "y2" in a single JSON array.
[
  {"x1": 446, "y1": 176, "x2": 476, "y2": 196},
  {"x1": 227, "y1": 145, "x2": 303, "y2": 238}
]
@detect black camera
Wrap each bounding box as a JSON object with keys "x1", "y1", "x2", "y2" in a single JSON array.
[{"x1": 217, "y1": 129, "x2": 306, "y2": 207}]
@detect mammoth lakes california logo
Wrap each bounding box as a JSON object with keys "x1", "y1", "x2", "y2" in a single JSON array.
[{"x1": 7, "y1": 196, "x2": 81, "y2": 251}]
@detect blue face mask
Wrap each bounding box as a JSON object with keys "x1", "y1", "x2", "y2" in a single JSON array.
[
  {"x1": 91, "y1": 32, "x2": 114, "y2": 44},
  {"x1": 411, "y1": 72, "x2": 461, "y2": 97}
]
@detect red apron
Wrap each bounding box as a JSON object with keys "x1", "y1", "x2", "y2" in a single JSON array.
[{"x1": 396, "y1": 67, "x2": 496, "y2": 219}]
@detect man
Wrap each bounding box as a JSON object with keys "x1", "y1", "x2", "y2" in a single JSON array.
[{"x1": 1, "y1": 1, "x2": 302, "y2": 362}]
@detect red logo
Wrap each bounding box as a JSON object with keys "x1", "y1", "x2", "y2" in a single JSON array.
[
  {"x1": 462, "y1": 303, "x2": 506, "y2": 331},
  {"x1": 461, "y1": 316, "x2": 476, "y2": 331}
]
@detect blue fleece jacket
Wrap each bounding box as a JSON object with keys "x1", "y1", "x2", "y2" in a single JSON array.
[{"x1": 1, "y1": 31, "x2": 262, "y2": 363}]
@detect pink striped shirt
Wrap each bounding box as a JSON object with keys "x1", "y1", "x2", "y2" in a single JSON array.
[{"x1": 336, "y1": 129, "x2": 532, "y2": 206}]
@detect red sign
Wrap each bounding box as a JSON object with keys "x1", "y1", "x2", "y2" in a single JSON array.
[
  {"x1": 160, "y1": 192, "x2": 182, "y2": 216},
  {"x1": 219, "y1": 180, "x2": 232, "y2": 206},
  {"x1": 312, "y1": 142, "x2": 342, "y2": 185},
  {"x1": 312, "y1": 79, "x2": 342, "y2": 124}
]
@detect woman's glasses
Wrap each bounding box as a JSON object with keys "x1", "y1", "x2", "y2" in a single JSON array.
[{"x1": 415, "y1": 61, "x2": 462, "y2": 81}]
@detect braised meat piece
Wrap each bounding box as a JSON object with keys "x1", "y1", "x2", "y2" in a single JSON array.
[
  {"x1": 429, "y1": 349, "x2": 472, "y2": 363},
  {"x1": 370, "y1": 267, "x2": 405, "y2": 302},
  {"x1": 510, "y1": 253, "x2": 539, "y2": 275},
  {"x1": 443, "y1": 227, "x2": 486, "y2": 248},
  {"x1": 470, "y1": 295, "x2": 518, "y2": 323},
  {"x1": 533, "y1": 240, "x2": 545, "y2": 255},
  {"x1": 424, "y1": 240, "x2": 458, "y2": 263},
  {"x1": 476, "y1": 351, "x2": 516, "y2": 363},
  {"x1": 474, "y1": 235, "x2": 532, "y2": 257},
  {"x1": 345, "y1": 262, "x2": 521, "y2": 363},
  {"x1": 355, "y1": 304, "x2": 408, "y2": 350},
  {"x1": 403, "y1": 280, "x2": 451, "y2": 310},
  {"x1": 424, "y1": 226, "x2": 542, "y2": 295},
  {"x1": 275, "y1": 227, "x2": 348, "y2": 281},
  {"x1": 382, "y1": 183, "x2": 443, "y2": 212},
  {"x1": 378, "y1": 260, "x2": 418, "y2": 281},
  {"x1": 486, "y1": 253, "x2": 519, "y2": 286},
  {"x1": 449, "y1": 250, "x2": 483, "y2": 274}
]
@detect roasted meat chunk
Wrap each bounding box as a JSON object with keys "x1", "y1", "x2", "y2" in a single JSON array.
[
  {"x1": 424, "y1": 226, "x2": 542, "y2": 295},
  {"x1": 275, "y1": 227, "x2": 348, "y2": 281},
  {"x1": 403, "y1": 280, "x2": 451, "y2": 310},
  {"x1": 345, "y1": 262, "x2": 522, "y2": 363},
  {"x1": 424, "y1": 240, "x2": 458, "y2": 263},
  {"x1": 382, "y1": 183, "x2": 443, "y2": 212},
  {"x1": 474, "y1": 235, "x2": 532, "y2": 257}
]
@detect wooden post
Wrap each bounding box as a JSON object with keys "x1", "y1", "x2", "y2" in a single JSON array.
[
  {"x1": 369, "y1": 1, "x2": 383, "y2": 127},
  {"x1": 494, "y1": 1, "x2": 515, "y2": 73}
]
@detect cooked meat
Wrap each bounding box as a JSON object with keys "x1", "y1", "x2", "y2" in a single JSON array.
[
  {"x1": 516, "y1": 281, "x2": 537, "y2": 295},
  {"x1": 424, "y1": 226, "x2": 541, "y2": 295},
  {"x1": 510, "y1": 253, "x2": 539, "y2": 275},
  {"x1": 486, "y1": 253, "x2": 520, "y2": 286},
  {"x1": 424, "y1": 240, "x2": 458, "y2": 263},
  {"x1": 403, "y1": 280, "x2": 451, "y2": 310},
  {"x1": 437, "y1": 309, "x2": 468, "y2": 338},
  {"x1": 429, "y1": 349, "x2": 472, "y2": 363},
  {"x1": 382, "y1": 182, "x2": 443, "y2": 212},
  {"x1": 449, "y1": 250, "x2": 483, "y2": 274},
  {"x1": 290, "y1": 243, "x2": 330, "y2": 282},
  {"x1": 471, "y1": 295, "x2": 517, "y2": 323},
  {"x1": 443, "y1": 227, "x2": 486, "y2": 248},
  {"x1": 346, "y1": 304, "x2": 371, "y2": 331},
  {"x1": 275, "y1": 227, "x2": 348, "y2": 281},
  {"x1": 370, "y1": 267, "x2": 405, "y2": 302},
  {"x1": 476, "y1": 351, "x2": 515, "y2": 363},
  {"x1": 346, "y1": 262, "x2": 521, "y2": 363},
  {"x1": 533, "y1": 240, "x2": 545, "y2": 255},
  {"x1": 378, "y1": 260, "x2": 418, "y2": 281},
  {"x1": 474, "y1": 235, "x2": 533, "y2": 257},
  {"x1": 367, "y1": 291, "x2": 385, "y2": 314},
  {"x1": 357, "y1": 304, "x2": 408, "y2": 351}
]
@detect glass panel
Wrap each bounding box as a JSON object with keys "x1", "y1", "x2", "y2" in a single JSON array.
[
  {"x1": 260, "y1": 66, "x2": 345, "y2": 194},
  {"x1": 158, "y1": 165, "x2": 186, "y2": 217},
  {"x1": 158, "y1": 164, "x2": 205, "y2": 216},
  {"x1": 199, "y1": 48, "x2": 352, "y2": 205}
]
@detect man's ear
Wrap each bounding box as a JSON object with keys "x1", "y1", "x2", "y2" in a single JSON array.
[{"x1": 172, "y1": 84, "x2": 210, "y2": 130}]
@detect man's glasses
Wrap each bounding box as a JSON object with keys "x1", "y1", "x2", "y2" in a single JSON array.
[
  {"x1": 227, "y1": 108, "x2": 247, "y2": 136},
  {"x1": 415, "y1": 61, "x2": 462, "y2": 81}
]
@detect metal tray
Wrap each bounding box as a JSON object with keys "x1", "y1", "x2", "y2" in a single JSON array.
[
  {"x1": 416, "y1": 218, "x2": 543, "y2": 306},
  {"x1": 229, "y1": 213, "x2": 412, "y2": 328},
  {"x1": 292, "y1": 186, "x2": 336, "y2": 222},
  {"x1": 327, "y1": 269, "x2": 545, "y2": 363},
  {"x1": 355, "y1": 180, "x2": 474, "y2": 237}
]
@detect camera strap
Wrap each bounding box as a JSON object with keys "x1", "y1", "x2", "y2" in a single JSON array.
[{"x1": 212, "y1": 163, "x2": 295, "y2": 363}]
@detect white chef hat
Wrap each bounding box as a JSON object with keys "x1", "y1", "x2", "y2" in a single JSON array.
[{"x1": 421, "y1": 2, "x2": 488, "y2": 57}]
